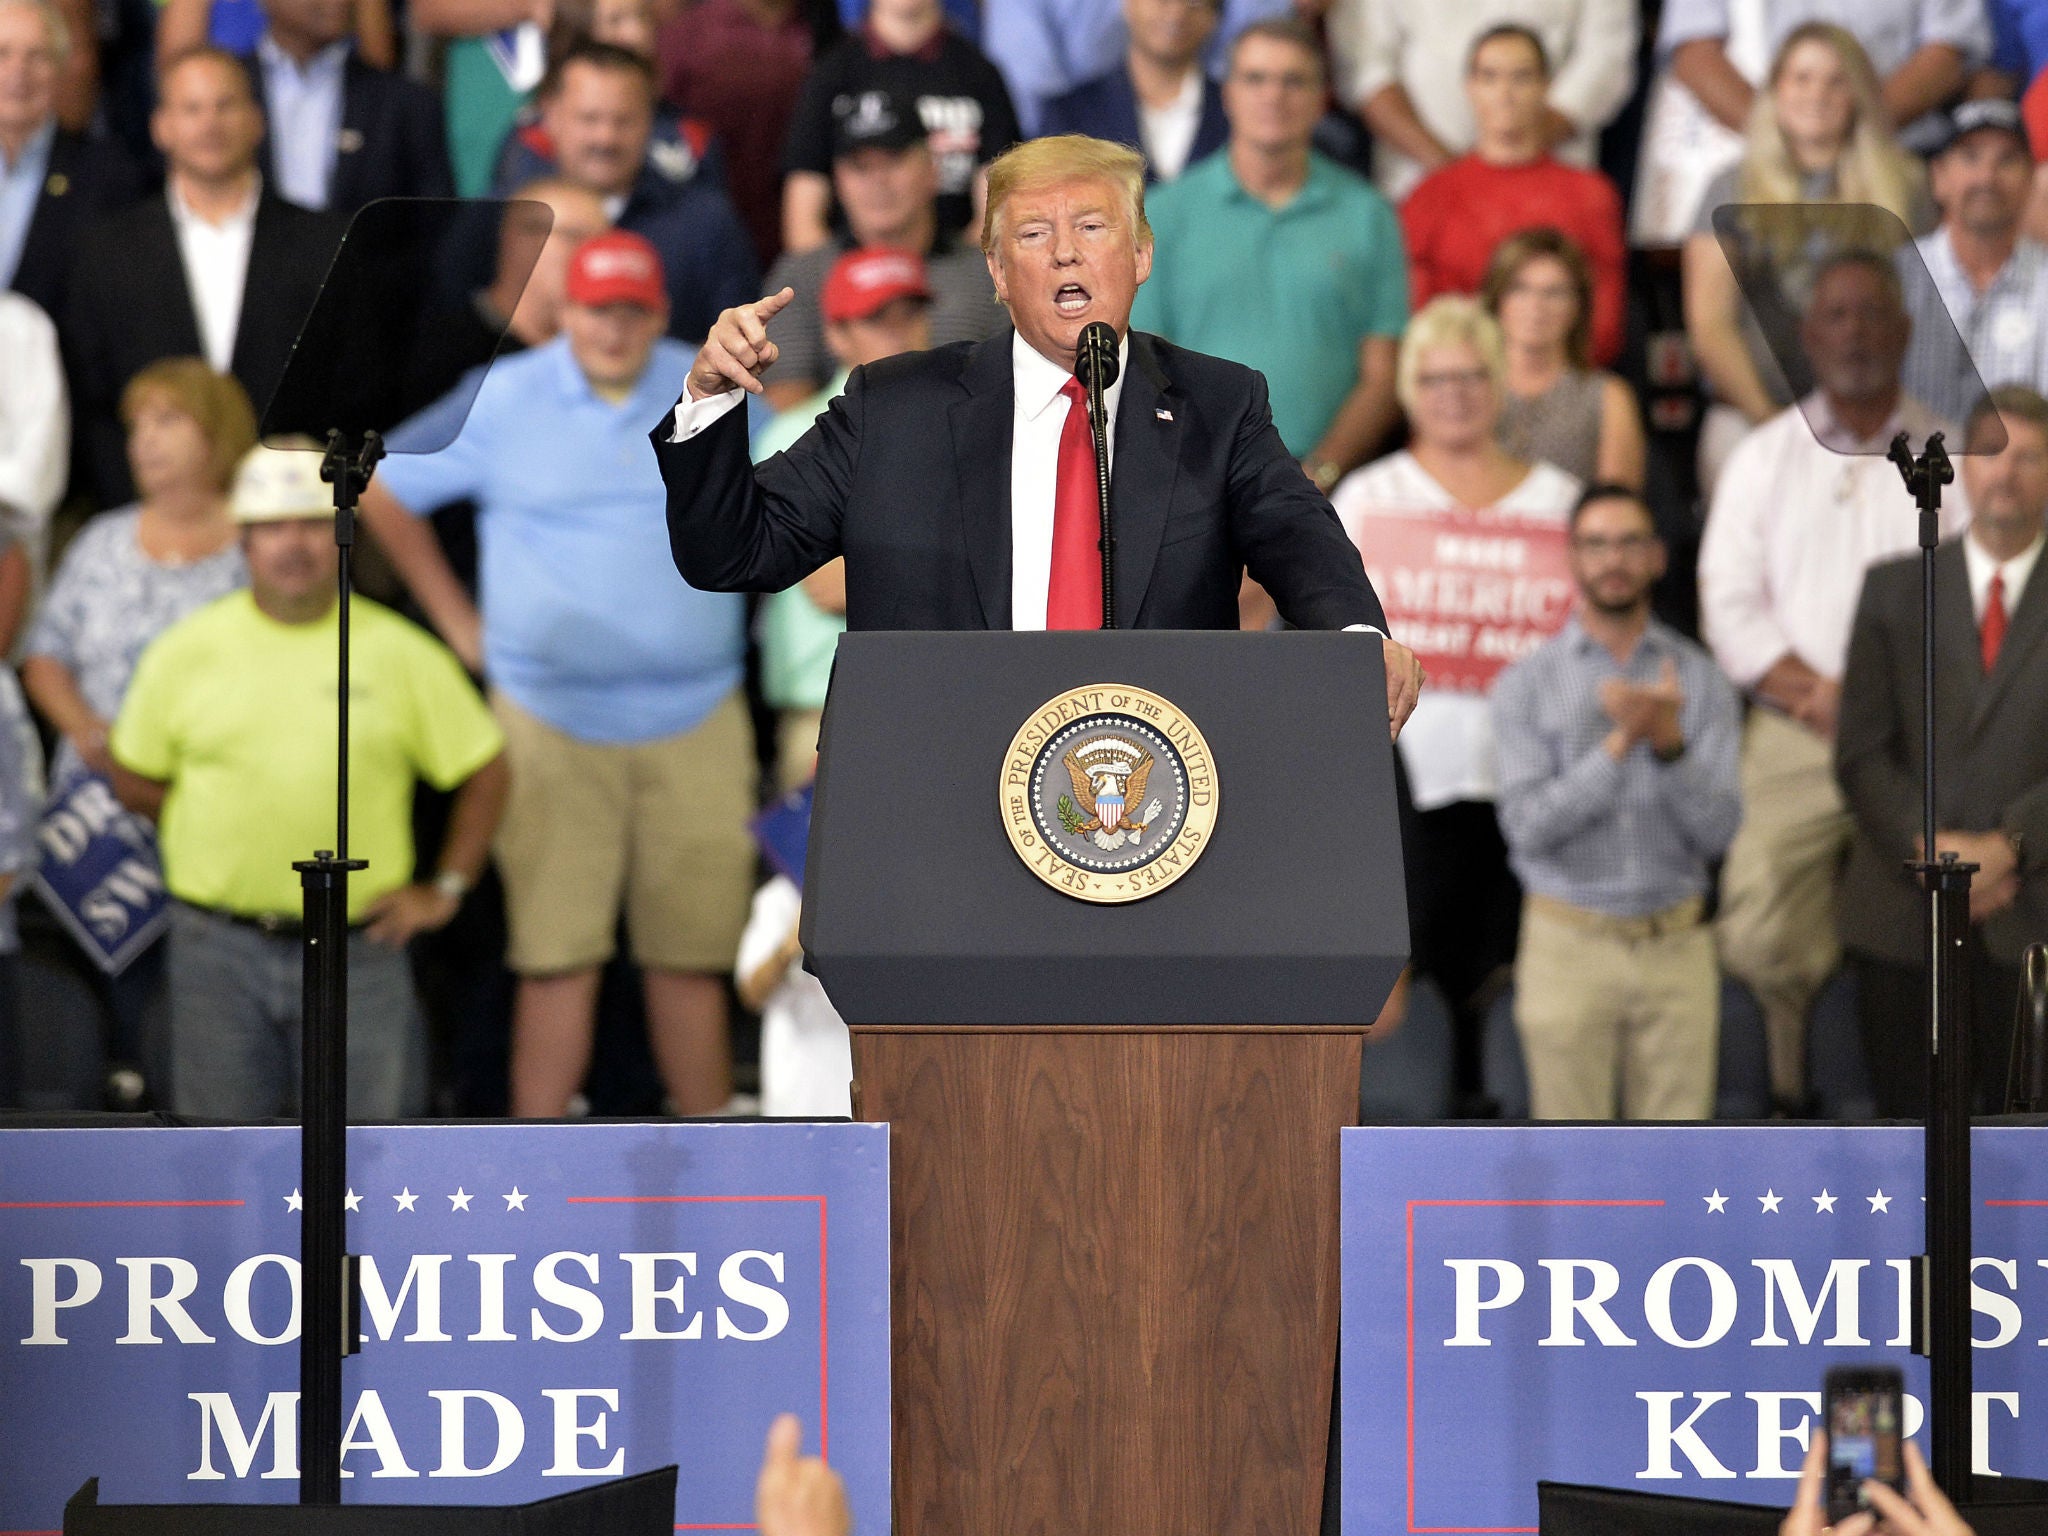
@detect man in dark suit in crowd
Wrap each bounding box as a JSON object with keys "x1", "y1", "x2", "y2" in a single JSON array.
[
  {"x1": 0, "y1": 0, "x2": 141, "y2": 325},
  {"x1": 1837, "y1": 384, "x2": 2048, "y2": 1115},
  {"x1": 248, "y1": 0, "x2": 452, "y2": 214},
  {"x1": 64, "y1": 45, "x2": 340, "y2": 506},
  {"x1": 655, "y1": 133, "x2": 1424, "y2": 737},
  {"x1": 1039, "y1": 0, "x2": 1228, "y2": 184}
]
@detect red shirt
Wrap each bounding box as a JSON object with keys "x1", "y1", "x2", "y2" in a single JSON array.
[
  {"x1": 1399, "y1": 154, "x2": 1628, "y2": 366},
  {"x1": 657, "y1": 0, "x2": 818, "y2": 270}
]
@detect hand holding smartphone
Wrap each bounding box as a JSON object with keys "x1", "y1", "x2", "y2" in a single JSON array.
[{"x1": 1825, "y1": 1365, "x2": 1907, "y2": 1523}]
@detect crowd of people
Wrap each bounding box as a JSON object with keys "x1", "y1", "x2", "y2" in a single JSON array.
[{"x1": 0, "y1": 0, "x2": 2043, "y2": 1126}]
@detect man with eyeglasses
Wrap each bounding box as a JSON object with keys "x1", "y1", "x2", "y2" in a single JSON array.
[
  {"x1": 1132, "y1": 16, "x2": 1407, "y2": 500},
  {"x1": 1492, "y1": 483, "x2": 1742, "y2": 1119}
]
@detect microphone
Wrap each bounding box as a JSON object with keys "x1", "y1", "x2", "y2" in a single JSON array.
[{"x1": 1075, "y1": 322, "x2": 1120, "y2": 389}]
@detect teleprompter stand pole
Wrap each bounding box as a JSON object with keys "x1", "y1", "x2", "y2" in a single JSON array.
[
  {"x1": 1886, "y1": 431, "x2": 1975, "y2": 1499},
  {"x1": 295, "y1": 428, "x2": 378, "y2": 1503}
]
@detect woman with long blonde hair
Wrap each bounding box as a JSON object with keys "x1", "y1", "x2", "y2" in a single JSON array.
[{"x1": 1681, "y1": 23, "x2": 1926, "y2": 495}]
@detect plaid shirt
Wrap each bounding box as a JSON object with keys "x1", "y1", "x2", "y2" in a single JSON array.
[
  {"x1": 1491, "y1": 617, "x2": 1743, "y2": 917},
  {"x1": 1900, "y1": 229, "x2": 2048, "y2": 427}
]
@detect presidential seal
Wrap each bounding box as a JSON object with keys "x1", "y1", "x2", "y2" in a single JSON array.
[{"x1": 999, "y1": 684, "x2": 1219, "y2": 903}]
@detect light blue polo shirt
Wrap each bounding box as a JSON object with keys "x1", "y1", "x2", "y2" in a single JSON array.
[
  {"x1": 1131, "y1": 150, "x2": 1409, "y2": 457},
  {"x1": 378, "y1": 335, "x2": 744, "y2": 745}
]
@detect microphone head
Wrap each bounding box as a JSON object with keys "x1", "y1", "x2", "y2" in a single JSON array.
[{"x1": 1074, "y1": 322, "x2": 1120, "y2": 389}]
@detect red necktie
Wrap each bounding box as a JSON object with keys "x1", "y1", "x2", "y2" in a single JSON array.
[
  {"x1": 1046, "y1": 377, "x2": 1104, "y2": 629},
  {"x1": 1982, "y1": 571, "x2": 2008, "y2": 673}
]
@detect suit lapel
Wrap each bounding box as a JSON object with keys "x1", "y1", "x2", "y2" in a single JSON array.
[
  {"x1": 1110, "y1": 333, "x2": 1181, "y2": 627},
  {"x1": 1927, "y1": 543, "x2": 1985, "y2": 736},
  {"x1": 1973, "y1": 538, "x2": 2048, "y2": 733},
  {"x1": 231, "y1": 197, "x2": 279, "y2": 378},
  {"x1": 948, "y1": 332, "x2": 1015, "y2": 629},
  {"x1": 143, "y1": 195, "x2": 207, "y2": 357}
]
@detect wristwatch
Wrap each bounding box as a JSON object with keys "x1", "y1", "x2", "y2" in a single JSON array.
[{"x1": 432, "y1": 869, "x2": 473, "y2": 904}]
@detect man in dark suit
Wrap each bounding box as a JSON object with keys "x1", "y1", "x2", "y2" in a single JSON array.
[
  {"x1": 1837, "y1": 383, "x2": 2048, "y2": 1115},
  {"x1": 1039, "y1": 0, "x2": 1229, "y2": 184},
  {"x1": 248, "y1": 0, "x2": 453, "y2": 214},
  {"x1": 0, "y1": 0, "x2": 142, "y2": 323},
  {"x1": 655, "y1": 133, "x2": 1425, "y2": 737},
  {"x1": 64, "y1": 45, "x2": 341, "y2": 506}
]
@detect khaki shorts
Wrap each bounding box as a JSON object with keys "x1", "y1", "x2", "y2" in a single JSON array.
[{"x1": 492, "y1": 690, "x2": 755, "y2": 975}]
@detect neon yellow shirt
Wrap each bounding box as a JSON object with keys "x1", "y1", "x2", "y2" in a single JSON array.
[{"x1": 112, "y1": 591, "x2": 504, "y2": 920}]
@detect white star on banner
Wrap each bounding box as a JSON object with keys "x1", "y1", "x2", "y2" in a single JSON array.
[
  {"x1": 343, "y1": 1188, "x2": 362, "y2": 1212},
  {"x1": 1869, "y1": 1190, "x2": 1892, "y2": 1213},
  {"x1": 393, "y1": 1188, "x2": 418, "y2": 1211},
  {"x1": 1759, "y1": 1190, "x2": 1783, "y2": 1213},
  {"x1": 449, "y1": 1188, "x2": 473, "y2": 1211},
  {"x1": 504, "y1": 1188, "x2": 528, "y2": 1211},
  {"x1": 1813, "y1": 1190, "x2": 1837, "y2": 1213},
  {"x1": 1704, "y1": 1190, "x2": 1728, "y2": 1213},
  {"x1": 285, "y1": 1189, "x2": 304, "y2": 1212}
]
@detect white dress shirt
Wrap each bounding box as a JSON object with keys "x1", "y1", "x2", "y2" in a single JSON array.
[
  {"x1": 166, "y1": 177, "x2": 260, "y2": 374},
  {"x1": 1700, "y1": 394, "x2": 1970, "y2": 688},
  {"x1": 1008, "y1": 329, "x2": 1124, "y2": 629},
  {"x1": 258, "y1": 35, "x2": 350, "y2": 212},
  {"x1": 0, "y1": 292, "x2": 68, "y2": 563},
  {"x1": 1138, "y1": 69, "x2": 1204, "y2": 183},
  {"x1": 1964, "y1": 526, "x2": 2043, "y2": 623}
]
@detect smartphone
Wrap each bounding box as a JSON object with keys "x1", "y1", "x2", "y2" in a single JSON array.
[{"x1": 1824, "y1": 1365, "x2": 1906, "y2": 1523}]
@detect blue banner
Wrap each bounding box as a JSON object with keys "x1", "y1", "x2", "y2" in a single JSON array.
[
  {"x1": 0, "y1": 1122, "x2": 890, "y2": 1530},
  {"x1": 31, "y1": 764, "x2": 168, "y2": 975},
  {"x1": 1342, "y1": 1126, "x2": 2048, "y2": 1534}
]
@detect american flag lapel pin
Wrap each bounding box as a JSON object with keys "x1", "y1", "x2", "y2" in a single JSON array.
[{"x1": 1155, "y1": 407, "x2": 1174, "y2": 422}]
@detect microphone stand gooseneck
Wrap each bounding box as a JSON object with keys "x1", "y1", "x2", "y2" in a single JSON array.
[
  {"x1": 1885, "y1": 430, "x2": 1975, "y2": 1499},
  {"x1": 1076, "y1": 323, "x2": 1121, "y2": 630}
]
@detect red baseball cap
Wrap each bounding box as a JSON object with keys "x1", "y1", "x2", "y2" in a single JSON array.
[
  {"x1": 566, "y1": 230, "x2": 667, "y2": 311},
  {"x1": 820, "y1": 247, "x2": 932, "y2": 324}
]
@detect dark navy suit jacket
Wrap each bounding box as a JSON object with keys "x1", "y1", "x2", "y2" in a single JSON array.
[{"x1": 654, "y1": 328, "x2": 1387, "y2": 633}]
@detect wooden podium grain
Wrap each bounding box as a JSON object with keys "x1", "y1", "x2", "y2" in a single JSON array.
[{"x1": 851, "y1": 1024, "x2": 1363, "y2": 1536}]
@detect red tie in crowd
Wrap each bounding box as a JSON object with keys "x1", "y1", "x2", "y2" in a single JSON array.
[
  {"x1": 1047, "y1": 377, "x2": 1103, "y2": 629},
  {"x1": 1982, "y1": 571, "x2": 2007, "y2": 674}
]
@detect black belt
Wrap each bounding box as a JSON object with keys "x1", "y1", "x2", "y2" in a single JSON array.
[{"x1": 179, "y1": 901, "x2": 367, "y2": 939}]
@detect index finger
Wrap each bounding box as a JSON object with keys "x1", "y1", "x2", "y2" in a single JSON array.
[
  {"x1": 763, "y1": 1412, "x2": 802, "y2": 1468},
  {"x1": 754, "y1": 286, "x2": 797, "y2": 321},
  {"x1": 1789, "y1": 1430, "x2": 1826, "y2": 1514}
]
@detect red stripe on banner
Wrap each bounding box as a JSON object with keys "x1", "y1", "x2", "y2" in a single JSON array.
[
  {"x1": 564, "y1": 1194, "x2": 834, "y2": 1464},
  {"x1": 1405, "y1": 1199, "x2": 1665, "y2": 1533},
  {"x1": 1985, "y1": 1199, "x2": 2048, "y2": 1205},
  {"x1": 0, "y1": 1200, "x2": 244, "y2": 1209}
]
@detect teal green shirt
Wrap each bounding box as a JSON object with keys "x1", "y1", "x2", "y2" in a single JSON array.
[
  {"x1": 753, "y1": 373, "x2": 849, "y2": 710},
  {"x1": 1132, "y1": 151, "x2": 1408, "y2": 458}
]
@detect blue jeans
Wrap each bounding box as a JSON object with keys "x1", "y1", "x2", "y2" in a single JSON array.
[{"x1": 167, "y1": 902, "x2": 419, "y2": 1119}]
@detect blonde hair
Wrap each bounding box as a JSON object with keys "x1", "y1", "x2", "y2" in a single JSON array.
[
  {"x1": 120, "y1": 358, "x2": 259, "y2": 492},
  {"x1": 1396, "y1": 297, "x2": 1506, "y2": 415},
  {"x1": 1738, "y1": 24, "x2": 1921, "y2": 231},
  {"x1": 980, "y1": 135, "x2": 1151, "y2": 256},
  {"x1": 0, "y1": 0, "x2": 69, "y2": 66}
]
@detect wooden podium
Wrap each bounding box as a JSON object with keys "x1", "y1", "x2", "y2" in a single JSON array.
[{"x1": 805, "y1": 633, "x2": 1407, "y2": 1536}]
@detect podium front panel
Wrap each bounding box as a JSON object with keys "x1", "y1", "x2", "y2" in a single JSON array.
[{"x1": 803, "y1": 630, "x2": 1408, "y2": 1025}]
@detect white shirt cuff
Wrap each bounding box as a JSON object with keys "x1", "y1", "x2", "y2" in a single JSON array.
[
  {"x1": 1344, "y1": 623, "x2": 1387, "y2": 637},
  {"x1": 667, "y1": 388, "x2": 747, "y2": 443}
]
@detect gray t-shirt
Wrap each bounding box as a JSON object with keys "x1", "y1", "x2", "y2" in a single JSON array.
[{"x1": 762, "y1": 232, "x2": 1005, "y2": 390}]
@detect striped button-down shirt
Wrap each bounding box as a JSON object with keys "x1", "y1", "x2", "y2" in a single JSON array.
[{"x1": 1491, "y1": 617, "x2": 1743, "y2": 917}]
